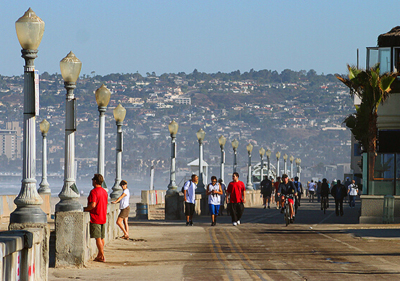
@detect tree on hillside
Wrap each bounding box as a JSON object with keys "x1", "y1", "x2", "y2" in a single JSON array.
[{"x1": 336, "y1": 64, "x2": 397, "y2": 180}]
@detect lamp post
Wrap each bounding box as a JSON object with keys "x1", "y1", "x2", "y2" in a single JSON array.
[
  {"x1": 266, "y1": 149, "x2": 271, "y2": 179},
  {"x1": 259, "y1": 147, "x2": 265, "y2": 182},
  {"x1": 232, "y1": 139, "x2": 239, "y2": 173},
  {"x1": 167, "y1": 120, "x2": 179, "y2": 195},
  {"x1": 56, "y1": 51, "x2": 83, "y2": 212},
  {"x1": 276, "y1": 151, "x2": 281, "y2": 178},
  {"x1": 218, "y1": 135, "x2": 226, "y2": 183},
  {"x1": 295, "y1": 158, "x2": 302, "y2": 181},
  {"x1": 38, "y1": 119, "x2": 50, "y2": 194},
  {"x1": 196, "y1": 128, "x2": 206, "y2": 193},
  {"x1": 290, "y1": 155, "x2": 294, "y2": 178},
  {"x1": 10, "y1": 8, "x2": 47, "y2": 223},
  {"x1": 246, "y1": 143, "x2": 254, "y2": 190},
  {"x1": 110, "y1": 104, "x2": 126, "y2": 199},
  {"x1": 283, "y1": 154, "x2": 288, "y2": 175},
  {"x1": 95, "y1": 84, "x2": 111, "y2": 192}
]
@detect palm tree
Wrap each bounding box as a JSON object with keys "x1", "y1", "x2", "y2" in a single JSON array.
[{"x1": 336, "y1": 64, "x2": 397, "y2": 181}]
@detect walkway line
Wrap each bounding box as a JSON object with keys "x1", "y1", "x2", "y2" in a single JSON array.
[
  {"x1": 224, "y1": 229, "x2": 274, "y2": 281},
  {"x1": 208, "y1": 228, "x2": 234, "y2": 281}
]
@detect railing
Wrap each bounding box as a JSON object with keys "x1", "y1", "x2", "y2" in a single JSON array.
[{"x1": 0, "y1": 229, "x2": 48, "y2": 281}]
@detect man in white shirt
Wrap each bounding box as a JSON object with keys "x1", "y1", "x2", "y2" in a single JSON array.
[
  {"x1": 308, "y1": 180, "x2": 316, "y2": 202},
  {"x1": 183, "y1": 174, "x2": 198, "y2": 226},
  {"x1": 348, "y1": 180, "x2": 359, "y2": 208}
]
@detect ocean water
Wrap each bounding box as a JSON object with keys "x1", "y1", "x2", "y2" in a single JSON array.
[{"x1": 0, "y1": 176, "x2": 167, "y2": 197}]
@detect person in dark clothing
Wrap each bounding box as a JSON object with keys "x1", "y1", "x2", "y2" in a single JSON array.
[
  {"x1": 331, "y1": 180, "x2": 347, "y2": 216},
  {"x1": 260, "y1": 176, "x2": 273, "y2": 209},
  {"x1": 320, "y1": 178, "x2": 330, "y2": 210},
  {"x1": 293, "y1": 176, "x2": 303, "y2": 209},
  {"x1": 277, "y1": 174, "x2": 297, "y2": 222}
]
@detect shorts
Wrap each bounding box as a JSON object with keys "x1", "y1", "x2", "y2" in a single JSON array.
[
  {"x1": 288, "y1": 198, "x2": 294, "y2": 205},
  {"x1": 263, "y1": 194, "x2": 272, "y2": 199},
  {"x1": 90, "y1": 223, "x2": 105, "y2": 239},
  {"x1": 309, "y1": 190, "x2": 315, "y2": 195},
  {"x1": 209, "y1": 204, "x2": 220, "y2": 215},
  {"x1": 118, "y1": 206, "x2": 130, "y2": 219},
  {"x1": 185, "y1": 202, "x2": 195, "y2": 216}
]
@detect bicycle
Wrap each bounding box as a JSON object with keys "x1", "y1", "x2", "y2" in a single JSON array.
[
  {"x1": 321, "y1": 195, "x2": 329, "y2": 214},
  {"x1": 283, "y1": 195, "x2": 294, "y2": 226}
]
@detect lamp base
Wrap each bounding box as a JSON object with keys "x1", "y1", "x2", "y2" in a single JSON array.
[
  {"x1": 55, "y1": 199, "x2": 83, "y2": 212},
  {"x1": 10, "y1": 205, "x2": 47, "y2": 224}
]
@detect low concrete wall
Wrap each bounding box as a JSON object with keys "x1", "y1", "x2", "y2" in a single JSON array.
[
  {"x1": 0, "y1": 194, "x2": 51, "y2": 219},
  {"x1": 359, "y1": 195, "x2": 400, "y2": 224},
  {"x1": 141, "y1": 190, "x2": 166, "y2": 205},
  {"x1": 55, "y1": 203, "x2": 121, "y2": 267},
  {"x1": 1, "y1": 226, "x2": 50, "y2": 281}
]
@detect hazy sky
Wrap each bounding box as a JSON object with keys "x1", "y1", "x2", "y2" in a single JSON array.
[{"x1": 2, "y1": 1, "x2": 400, "y2": 77}]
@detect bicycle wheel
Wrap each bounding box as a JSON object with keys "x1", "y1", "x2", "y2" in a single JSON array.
[{"x1": 285, "y1": 205, "x2": 290, "y2": 226}]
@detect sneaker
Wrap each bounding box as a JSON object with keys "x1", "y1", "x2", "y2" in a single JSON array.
[
  {"x1": 186, "y1": 222, "x2": 189, "y2": 226},
  {"x1": 237, "y1": 220, "x2": 240, "y2": 225},
  {"x1": 211, "y1": 222, "x2": 214, "y2": 226},
  {"x1": 290, "y1": 218, "x2": 294, "y2": 223},
  {"x1": 264, "y1": 206, "x2": 266, "y2": 209},
  {"x1": 189, "y1": 221, "x2": 193, "y2": 226},
  {"x1": 280, "y1": 208, "x2": 284, "y2": 214},
  {"x1": 233, "y1": 222, "x2": 237, "y2": 226},
  {"x1": 268, "y1": 205, "x2": 270, "y2": 209}
]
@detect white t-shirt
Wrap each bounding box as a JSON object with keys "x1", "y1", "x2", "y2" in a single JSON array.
[
  {"x1": 348, "y1": 184, "x2": 358, "y2": 196},
  {"x1": 208, "y1": 182, "x2": 221, "y2": 205},
  {"x1": 120, "y1": 189, "x2": 130, "y2": 209},
  {"x1": 184, "y1": 180, "x2": 197, "y2": 204},
  {"x1": 308, "y1": 182, "x2": 316, "y2": 192}
]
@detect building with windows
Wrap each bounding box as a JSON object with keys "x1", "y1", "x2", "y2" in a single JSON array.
[{"x1": 0, "y1": 122, "x2": 22, "y2": 160}]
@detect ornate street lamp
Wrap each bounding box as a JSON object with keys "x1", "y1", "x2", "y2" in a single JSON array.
[
  {"x1": 10, "y1": 8, "x2": 47, "y2": 223},
  {"x1": 290, "y1": 155, "x2": 294, "y2": 178},
  {"x1": 246, "y1": 143, "x2": 254, "y2": 190},
  {"x1": 259, "y1": 147, "x2": 265, "y2": 182},
  {"x1": 167, "y1": 120, "x2": 179, "y2": 195},
  {"x1": 56, "y1": 51, "x2": 83, "y2": 212},
  {"x1": 266, "y1": 149, "x2": 271, "y2": 178},
  {"x1": 218, "y1": 135, "x2": 226, "y2": 184},
  {"x1": 276, "y1": 151, "x2": 281, "y2": 178},
  {"x1": 283, "y1": 154, "x2": 288, "y2": 175},
  {"x1": 196, "y1": 128, "x2": 206, "y2": 193},
  {"x1": 95, "y1": 84, "x2": 111, "y2": 192},
  {"x1": 232, "y1": 139, "x2": 239, "y2": 173},
  {"x1": 110, "y1": 104, "x2": 126, "y2": 199},
  {"x1": 295, "y1": 158, "x2": 302, "y2": 181},
  {"x1": 38, "y1": 119, "x2": 50, "y2": 194}
]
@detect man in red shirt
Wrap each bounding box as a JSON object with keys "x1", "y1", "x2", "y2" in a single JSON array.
[
  {"x1": 226, "y1": 172, "x2": 246, "y2": 226},
  {"x1": 84, "y1": 174, "x2": 108, "y2": 262}
]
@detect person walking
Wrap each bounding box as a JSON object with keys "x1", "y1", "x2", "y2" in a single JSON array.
[
  {"x1": 84, "y1": 174, "x2": 108, "y2": 262},
  {"x1": 226, "y1": 172, "x2": 246, "y2": 226},
  {"x1": 218, "y1": 178, "x2": 226, "y2": 216},
  {"x1": 316, "y1": 180, "x2": 322, "y2": 203},
  {"x1": 207, "y1": 176, "x2": 223, "y2": 226},
  {"x1": 348, "y1": 180, "x2": 359, "y2": 208},
  {"x1": 331, "y1": 180, "x2": 347, "y2": 216},
  {"x1": 111, "y1": 180, "x2": 130, "y2": 239},
  {"x1": 344, "y1": 177, "x2": 352, "y2": 203},
  {"x1": 308, "y1": 180, "x2": 316, "y2": 202},
  {"x1": 320, "y1": 178, "x2": 330, "y2": 210},
  {"x1": 274, "y1": 177, "x2": 281, "y2": 209},
  {"x1": 260, "y1": 175, "x2": 273, "y2": 209},
  {"x1": 183, "y1": 174, "x2": 198, "y2": 226},
  {"x1": 293, "y1": 176, "x2": 303, "y2": 207}
]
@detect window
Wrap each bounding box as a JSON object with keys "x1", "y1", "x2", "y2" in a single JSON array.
[{"x1": 366, "y1": 47, "x2": 391, "y2": 74}]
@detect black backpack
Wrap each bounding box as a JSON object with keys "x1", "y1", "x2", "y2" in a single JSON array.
[{"x1": 181, "y1": 180, "x2": 191, "y2": 193}]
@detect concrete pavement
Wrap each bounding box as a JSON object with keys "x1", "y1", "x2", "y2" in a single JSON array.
[{"x1": 47, "y1": 198, "x2": 400, "y2": 280}]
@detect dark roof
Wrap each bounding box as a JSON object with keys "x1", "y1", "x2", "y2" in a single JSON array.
[{"x1": 378, "y1": 26, "x2": 400, "y2": 47}]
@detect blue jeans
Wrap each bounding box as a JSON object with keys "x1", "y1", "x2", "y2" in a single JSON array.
[{"x1": 349, "y1": 195, "x2": 356, "y2": 207}]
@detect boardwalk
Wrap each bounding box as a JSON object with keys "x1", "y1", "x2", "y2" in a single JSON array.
[{"x1": 49, "y1": 199, "x2": 400, "y2": 280}]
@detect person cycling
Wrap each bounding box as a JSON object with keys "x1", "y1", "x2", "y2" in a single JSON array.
[
  {"x1": 277, "y1": 174, "x2": 297, "y2": 223},
  {"x1": 320, "y1": 178, "x2": 330, "y2": 211}
]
